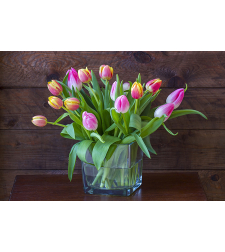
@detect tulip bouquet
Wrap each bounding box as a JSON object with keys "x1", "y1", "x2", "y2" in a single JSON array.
[{"x1": 32, "y1": 65, "x2": 207, "y2": 195}]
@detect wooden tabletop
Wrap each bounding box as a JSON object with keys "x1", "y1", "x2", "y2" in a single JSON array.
[{"x1": 9, "y1": 172, "x2": 207, "y2": 201}]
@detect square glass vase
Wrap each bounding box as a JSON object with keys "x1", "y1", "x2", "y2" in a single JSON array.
[{"x1": 82, "y1": 142, "x2": 143, "y2": 196}]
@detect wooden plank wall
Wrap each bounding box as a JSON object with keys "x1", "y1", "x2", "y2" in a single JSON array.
[{"x1": 0, "y1": 51, "x2": 225, "y2": 201}]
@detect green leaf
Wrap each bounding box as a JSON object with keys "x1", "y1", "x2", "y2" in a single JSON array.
[
  {"x1": 102, "y1": 109, "x2": 111, "y2": 130},
  {"x1": 162, "y1": 123, "x2": 178, "y2": 136},
  {"x1": 137, "y1": 73, "x2": 141, "y2": 83},
  {"x1": 105, "y1": 144, "x2": 117, "y2": 161},
  {"x1": 129, "y1": 113, "x2": 142, "y2": 132},
  {"x1": 91, "y1": 70, "x2": 103, "y2": 104},
  {"x1": 66, "y1": 123, "x2": 76, "y2": 139},
  {"x1": 68, "y1": 143, "x2": 80, "y2": 181},
  {"x1": 90, "y1": 132, "x2": 105, "y2": 143},
  {"x1": 80, "y1": 89, "x2": 96, "y2": 110},
  {"x1": 53, "y1": 113, "x2": 69, "y2": 124},
  {"x1": 115, "y1": 74, "x2": 120, "y2": 100},
  {"x1": 120, "y1": 80, "x2": 124, "y2": 96},
  {"x1": 72, "y1": 86, "x2": 76, "y2": 97},
  {"x1": 141, "y1": 115, "x2": 166, "y2": 138},
  {"x1": 76, "y1": 140, "x2": 93, "y2": 163},
  {"x1": 63, "y1": 72, "x2": 69, "y2": 85},
  {"x1": 169, "y1": 109, "x2": 207, "y2": 120},
  {"x1": 120, "y1": 135, "x2": 135, "y2": 144},
  {"x1": 132, "y1": 132, "x2": 150, "y2": 158},
  {"x1": 68, "y1": 112, "x2": 82, "y2": 126},
  {"x1": 65, "y1": 123, "x2": 85, "y2": 140},
  {"x1": 104, "y1": 80, "x2": 110, "y2": 109},
  {"x1": 110, "y1": 108, "x2": 126, "y2": 136},
  {"x1": 105, "y1": 123, "x2": 117, "y2": 132},
  {"x1": 143, "y1": 136, "x2": 157, "y2": 155},
  {"x1": 92, "y1": 135, "x2": 121, "y2": 170},
  {"x1": 57, "y1": 80, "x2": 72, "y2": 94},
  {"x1": 60, "y1": 127, "x2": 74, "y2": 139},
  {"x1": 141, "y1": 116, "x2": 152, "y2": 121}
]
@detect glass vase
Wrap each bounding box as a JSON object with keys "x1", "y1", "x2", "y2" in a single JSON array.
[{"x1": 82, "y1": 142, "x2": 143, "y2": 196}]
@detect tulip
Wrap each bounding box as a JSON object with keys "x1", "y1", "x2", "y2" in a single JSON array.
[
  {"x1": 114, "y1": 95, "x2": 130, "y2": 114},
  {"x1": 78, "y1": 67, "x2": 92, "y2": 83},
  {"x1": 110, "y1": 81, "x2": 131, "y2": 101},
  {"x1": 82, "y1": 112, "x2": 98, "y2": 131},
  {"x1": 154, "y1": 103, "x2": 175, "y2": 122},
  {"x1": 66, "y1": 67, "x2": 82, "y2": 92},
  {"x1": 64, "y1": 98, "x2": 80, "y2": 111},
  {"x1": 48, "y1": 96, "x2": 63, "y2": 109},
  {"x1": 131, "y1": 82, "x2": 143, "y2": 99},
  {"x1": 99, "y1": 65, "x2": 113, "y2": 80},
  {"x1": 47, "y1": 80, "x2": 63, "y2": 96},
  {"x1": 32, "y1": 115, "x2": 47, "y2": 127},
  {"x1": 146, "y1": 78, "x2": 162, "y2": 94},
  {"x1": 166, "y1": 88, "x2": 184, "y2": 109},
  {"x1": 123, "y1": 82, "x2": 130, "y2": 91}
]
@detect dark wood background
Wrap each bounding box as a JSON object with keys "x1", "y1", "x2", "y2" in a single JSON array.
[{"x1": 1, "y1": 51, "x2": 225, "y2": 200}]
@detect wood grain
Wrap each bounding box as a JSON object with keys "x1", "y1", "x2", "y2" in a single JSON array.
[
  {"x1": 1, "y1": 51, "x2": 225, "y2": 88},
  {"x1": 2, "y1": 170, "x2": 225, "y2": 201},
  {"x1": 0, "y1": 169, "x2": 69, "y2": 201},
  {"x1": 1, "y1": 129, "x2": 225, "y2": 170},
  {"x1": 0, "y1": 87, "x2": 219, "y2": 130},
  {"x1": 9, "y1": 173, "x2": 207, "y2": 201}
]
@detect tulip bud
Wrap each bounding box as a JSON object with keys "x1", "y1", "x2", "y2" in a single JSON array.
[
  {"x1": 47, "y1": 80, "x2": 63, "y2": 96},
  {"x1": 110, "y1": 81, "x2": 131, "y2": 101},
  {"x1": 166, "y1": 88, "x2": 184, "y2": 109},
  {"x1": 154, "y1": 103, "x2": 175, "y2": 122},
  {"x1": 78, "y1": 67, "x2": 92, "y2": 83},
  {"x1": 131, "y1": 82, "x2": 143, "y2": 99},
  {"x1": 32, "y1": 115, "x2": 47, "y2": 127},
  {"x1": 82, "y1": 111, "x2": 98, "y2": 131},
  {"x1": 114, "y1": 95, "x2": 130, "y2": 114},
  {"x1": 123, "y1": 82, "x2": 130, "y2": 91},
  {"x1": 146, "y1": 78, "x2": 162, "y2": 94},
  {"x1": 99, "y1": 65, "x2": 113, "y2": 80},
  {"x1": 66, "y1": 67, "x2": 82, "y2": 92},
  {"x1": 48, "y1": 96, "x2": 63, "y2": 109},
  {"x1": 64, "y1": 97, "x2": 80, "y2": 111}
]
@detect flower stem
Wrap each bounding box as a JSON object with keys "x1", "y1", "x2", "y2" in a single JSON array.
[
  {"x1": 47, "y1": 122, "x2": 66, "y2": 127},
  {"x1": 74, "y1": 110, "x2": 80, "y2": 117},
  {"x1": 134, "y1": 99, "x2": 138, "y2": 114},
  {"x1": 122, "y1": 113, "x2": 129, "y2": 135}
]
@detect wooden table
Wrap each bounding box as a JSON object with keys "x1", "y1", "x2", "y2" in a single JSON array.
[{"x1": 9, "y1": 172, "x2": 207, "y2": 201}]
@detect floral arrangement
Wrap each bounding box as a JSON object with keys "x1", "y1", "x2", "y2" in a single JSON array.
[{"x1": 32, "y1": 65, "x2": 207, "y2": 186}]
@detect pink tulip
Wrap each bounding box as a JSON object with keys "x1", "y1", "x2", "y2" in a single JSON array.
[
  {"x1": 154, "y1": 103, "x2": 175, "y2": 122},
  {"x1": 145, "y1": 78, "x2": 162, "y2": 94},
  {"x1": 110, "y1": 81, "x2": 130, "y2": 101},
  {"x1": 166, "y1": 88, "x2": 184, "y2": 109},
  {"x1": 99, "y1": 65, "x2": 113, "y2": 80},
  {"x1": 64, "y1": 98, "x2": 80, "y2": 111},
  {"x1": 114, "y1": 95, "x2": 130, "y2": 114},
  {"x1": 32, "y1": 115, "x2": 47, "y2": 127},
  {"x1": 47, "y1": 80, "x2": 63, "y2": 96},
  {"x1": 66, "y1": 67, "x2": 82, "y2": 92},
  {"x1": 131, "y1": 82, "x2": 143, "y2": 99},
  {"x1": 82, "y1": 111, "x2": 98, "y2": 131},
  {"x1": 48, "y1": 96, "x2": 63, "y2": 110},
  {"x1": 78, "y1": 67, "x2": 92, "y2": 83}
]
